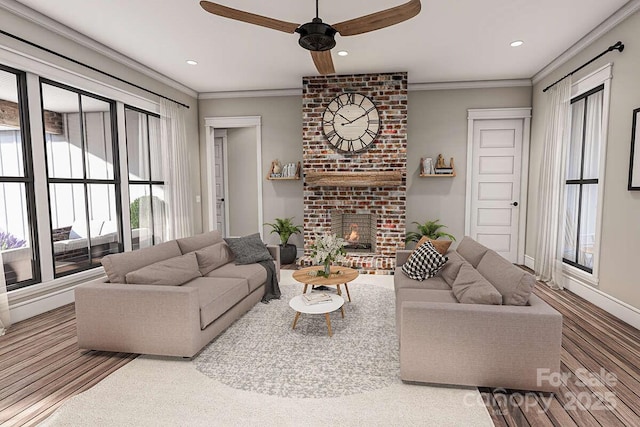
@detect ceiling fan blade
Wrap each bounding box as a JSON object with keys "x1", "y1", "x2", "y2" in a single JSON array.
[
  {"x1": 332, "y1": 0, "x2": 421, "y2": 36},
  {"x1": 311, "y1": 51, "x2": 336, "y2": 75},
  {"x1": 199, "y1": 1, "x2": 300, "y2": 34}
]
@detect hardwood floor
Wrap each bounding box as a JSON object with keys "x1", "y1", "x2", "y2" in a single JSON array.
[
  {"x1": 482, "y1": 284, "x2": 640, "y2": 426},
  {"x1": 0, "y1": 276, "x2": 638, "y2": 426}
]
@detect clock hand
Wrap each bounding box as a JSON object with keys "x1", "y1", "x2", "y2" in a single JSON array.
[{"x1": 336, "y1": 112, "x2": 351, "y2": 124}]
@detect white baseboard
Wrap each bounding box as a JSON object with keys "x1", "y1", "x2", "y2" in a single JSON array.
[
  {"x1": 524, "y1": 254, "x2": 535, "y2": 270},
  {"x1": 563, "y1": 275, "x2": 640, "y2": 330},
  {"x1": 525, "y1": 255, "x2": 640, "y2": 330},
  {"x1": 9, "y1": 286, "x2": 75, "y2": 323}
]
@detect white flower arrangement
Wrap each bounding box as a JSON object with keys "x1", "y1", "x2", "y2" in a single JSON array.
[{"x1": 309, "y1": 232, "x2": 347, "y2": 277}]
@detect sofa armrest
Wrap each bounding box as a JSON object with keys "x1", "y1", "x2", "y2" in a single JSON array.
[
  {"x1": 75, "y1": 279, "x2": 202, "y2": 357},
  {"x1": 400, "y1": 294, "x2": 562, "y2": 391},
  {"x1": 396, "y1": 249, "x2": 412, "y2": 267},
  {"x1": 267, "y1": 244, "x2": 280, "y2": 281}
]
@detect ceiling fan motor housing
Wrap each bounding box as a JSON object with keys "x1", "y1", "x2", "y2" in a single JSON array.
[{"x1": 296, "y1": 17, "x2": 337, "y2": 51}]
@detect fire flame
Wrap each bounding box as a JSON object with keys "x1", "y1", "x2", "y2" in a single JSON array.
[{"x1": 345, "y1": 223, "x2": 360, "y2": 243}]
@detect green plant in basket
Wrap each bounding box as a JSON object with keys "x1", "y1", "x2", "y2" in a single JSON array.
[{"x1": 405, "y1": 219, "x2": 456, "y2": 243}]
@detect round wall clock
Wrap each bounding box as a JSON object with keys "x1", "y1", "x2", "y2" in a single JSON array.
[{"x1": 322, "y1": 92, "x2": 380, "y2": 153}]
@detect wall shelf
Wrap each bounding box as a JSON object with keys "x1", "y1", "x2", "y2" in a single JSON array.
[
  {"x1": 266, "y1": 161, "x2": 301, "y2": 180},
  {"x1": 419, "y1": 156, "x2": 456, "y2": 177}
]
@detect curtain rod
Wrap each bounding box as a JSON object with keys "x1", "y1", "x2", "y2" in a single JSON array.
[
  {"x1": 543, "y1": 41, "x2": 624, "y2": 93},
  {"x1": 0, "y1": 29, "x2": 190, "y2": 109}
]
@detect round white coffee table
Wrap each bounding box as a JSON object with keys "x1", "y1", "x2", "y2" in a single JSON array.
[{"x1": 289, "y1": 294, "x2": 345, "y2": 337}]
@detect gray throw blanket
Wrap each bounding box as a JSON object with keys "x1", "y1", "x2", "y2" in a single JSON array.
[{"x1": 258, "y1": 260, "x2": 281, "y2": 303}]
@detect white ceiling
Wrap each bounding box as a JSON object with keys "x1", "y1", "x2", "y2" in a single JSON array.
[{"x1": 11, "y1": 0, "x2": 631, "y2": 94}]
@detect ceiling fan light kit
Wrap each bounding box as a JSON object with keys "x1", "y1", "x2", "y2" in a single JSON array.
[
  {"x1": 296, "y1": 18, "x2": 337, "y2": 51},
  {"x1": 200, "y1": 0, "x2": 421, "y2": 75}
]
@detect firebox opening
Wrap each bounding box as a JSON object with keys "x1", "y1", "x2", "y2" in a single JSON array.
[{"x1": 331, "y1": 211, "x2": 377, "y2": 254}]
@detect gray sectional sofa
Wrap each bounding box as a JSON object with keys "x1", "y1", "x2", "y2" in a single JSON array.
[
  {"x1": 395, "y1": 236, "x2": 562, "y2": 392},
  {"x1": 75, "y1": 230, "x2": 279, "y2": 358}
]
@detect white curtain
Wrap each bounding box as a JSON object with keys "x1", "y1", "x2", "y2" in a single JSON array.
[
  {"x1": 0, "y1": 253, "x2": 10, "y2": 335},
  {"x1": 534, "y1": 78, "x2": 572, "y2": 289},
  {"x1": 160, "y1": 99, "x2": 194, "y2": 239}
]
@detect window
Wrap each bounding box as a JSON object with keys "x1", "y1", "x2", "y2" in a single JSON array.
[
  {"x1": 563, "y1": 84, "x2": 604, "y2": 273},
  {"x1": 0, "y1": 66, "x2": 40, "y2": 290},
  {"x1": 40, "y1": 80, "x2": 123, "y2": 277},
  {"x1": 125, "y1": 107, "x2": 165, "y2": 250}
]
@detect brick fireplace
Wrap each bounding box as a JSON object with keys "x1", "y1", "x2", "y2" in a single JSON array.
[{"x1": 301, "y1": 72, "x2": 407, "y2": 274}]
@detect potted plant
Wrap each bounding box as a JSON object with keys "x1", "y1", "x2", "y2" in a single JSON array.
[
  {"x1": 264, "y1": 217, "x2": 302, "y2": 265},
  {"x1": 405, "y1": 219, "x2": 456, "y2": 254}
]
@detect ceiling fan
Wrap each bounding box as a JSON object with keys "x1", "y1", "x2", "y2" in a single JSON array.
[{"x1": 199, "y1": 0, "x2": 421, "y2": 75}]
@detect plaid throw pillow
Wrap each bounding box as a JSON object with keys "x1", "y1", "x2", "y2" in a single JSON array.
[{"x1": 401, "y1": 240, "x2": 449, "y2": 281}]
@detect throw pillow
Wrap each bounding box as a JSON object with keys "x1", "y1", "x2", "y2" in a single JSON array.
[
  {"x1": 452, "y1": 262, "x2": 502, "y2": 305},
  {"x1": 223, "y1": 233, "x2": 273, "y2": 265},
  {"x1": 476, "y1": 250, "x2": 535, "y2": 306},
  {"x1": 416, "y1": 236, "x2": 452, "y2": 255},
  {"x1": 125, "y1": 252, "x2": 201, "y2": 286},
  {"x1": 195, "y1": 242, "x2": 235, "y2": 275},
  {"x1": 401, "y1": 240, "x2": 448, "y2": 281}
]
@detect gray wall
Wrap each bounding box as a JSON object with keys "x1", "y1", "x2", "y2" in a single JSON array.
[
  {"x1": 199, "y1": 86, "x2": 531, "y2": 249},
  {"x1": 0, "y1": 6, "x2": 202, "y2": 234},
  {"x1": 527, "y1": 10, "x2": 640, "y2": 310},
  {"x1": 406, "y1": 88, "x2": 532, "y2": 245},
  {"x1": 198, "y1": 96, "x2": 304, "y2": 247},
  {"x1": 226, "y1": 127, "x2": 259, "y2": 236}
]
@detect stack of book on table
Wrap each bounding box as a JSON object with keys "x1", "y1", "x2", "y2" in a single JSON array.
[{"x1": 301, "y1": 292, "x2": 332, "y2": 305}]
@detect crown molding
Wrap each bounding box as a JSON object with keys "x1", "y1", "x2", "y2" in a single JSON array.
[
  {"x1": 198, "y1": 79, "x2": 532, "y2": 100},
  {"x1": 532, "y1": 0, "x2": 640, "y2": 85},
  {"x1": 199, "y1": 88, "x2": 302, "y2": 99},
  {"x1": 0, "y1": 0, "x2": 197, "y2": 98},
  {"x1": 409, "y1": 79, "x2": 532, "y2": 91}
]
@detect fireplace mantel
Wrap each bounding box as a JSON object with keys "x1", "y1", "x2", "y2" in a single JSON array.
[{"x1": 305, "y1": 171, "x2": 402, "y2": 187}]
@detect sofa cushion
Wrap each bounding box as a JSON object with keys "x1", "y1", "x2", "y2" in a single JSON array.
[
  {"x1": 183, "y1": 277, "x2": 248, "y2": 329},
  {"x1": 456, "y1": 236, "x2": 490, "y2": 268},
  {"x1": 394, "y1": 268, "x2": 451, "y2": 291},
  {"x1": 438, "y1": 251, "x2": 466, "y2": 286},
  {"x1": 223, "y1": 233, "x2": 273, "y2": 265},
  {"x1": 125, "y1": 253, "x2": 201, "y2": 286},
  {"x1": 205, "y1": 262, "x2": 268, "y2": 293},
  {"x1": 451, "y1": 262, "x2": 502, "y2": 305},
  {"x1": 195, "y1": 242, "x2": 235, "y2": 275},
  {"x1": 102, "y1": 240, "x2": 182, "y2": 284},
  {"x1": 477, "y1": 250, "x2": 535, "y2": 306},
  {"x1": 177, "y1": 230, "x2": 224, "y2": 254},
  {"x1": 416, "y1": 236, "x2": 453, "y2": 255},
  {"x1": 401, "y1": 240, "x2": 448, "y2": 281}
]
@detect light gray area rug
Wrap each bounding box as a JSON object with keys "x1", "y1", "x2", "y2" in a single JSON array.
[{"x1": 40, "y1": 271, "x2": 493, "y2": 427}]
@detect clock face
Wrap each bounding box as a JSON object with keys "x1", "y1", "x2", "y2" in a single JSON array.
[{"x1": 322, "y1": 92, "x2": 380, "y2": 153}]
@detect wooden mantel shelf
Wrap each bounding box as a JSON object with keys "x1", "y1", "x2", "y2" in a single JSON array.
[{"x1": 305, "y1": 171, "x2": 402, "y2": 187}]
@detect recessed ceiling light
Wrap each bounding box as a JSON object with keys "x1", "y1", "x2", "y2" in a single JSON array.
[
  {"x1": 186, "y1": 60, "x2": 198, "y2": 65},
  {"x1": 510, "y1": 40, "x2": 524, "y2": 47},
  {"x1": 337, "y1": 50, "x2": 348, "y2": 56}
]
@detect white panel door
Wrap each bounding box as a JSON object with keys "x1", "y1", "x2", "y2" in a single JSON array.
[
  {"x1": 214, "y1": 136, "x2": 226, "y2": 236},
  {"x1": 470, "y1": 119, "x2": 523, "y2": 262}
]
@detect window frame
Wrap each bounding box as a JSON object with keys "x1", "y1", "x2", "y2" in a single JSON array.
[
  {"x1": 561, "y1": 63, "x2": 612, "y2": 286},
  {"x1": 124, "y1": 105, "x2": 165, "y2": 248},
  {"x1": 562, "y1": 84, "x2": 604, "y2": 274},
  {"x1": 39, "y1": 78, "x2": 124, "y2": 278},
  {"x1": 0, "y1": 64, "x2": 41, "y2": 291}
]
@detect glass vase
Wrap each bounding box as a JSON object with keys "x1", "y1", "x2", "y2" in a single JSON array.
[{"x1": 323, "y1": 260, "x2": 331, "y2": 277}]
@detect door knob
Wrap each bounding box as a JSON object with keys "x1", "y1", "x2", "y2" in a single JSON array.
[{"x1": 511, "y1": 202, "x2": 518, "y2": 206}]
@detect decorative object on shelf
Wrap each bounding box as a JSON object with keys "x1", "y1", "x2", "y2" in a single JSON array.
[
  {"x1": 405, "y1": 219, "x2": 456, "y2": 254},
  {"x1": 267, "y1": 160, "x2": 301, "y2": 180},
  {"x1": 309, "y1": 232, "x2": 347, "y2": 278},
  {"x1": 420, "y1": 155, "x2": 456, "y2": 177},
  {"x1": 322, "y1": 92, "x2": 380, "y2": 153},
  {"x1": 264, "y1": 217, "x2": 302, "y2": 265},
  {"x1": 421, "y1": 157, "x2": 434, "y2": 175},
  {"x1": 628, "y1": 107, "x2": 640, "y2": 190}
]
